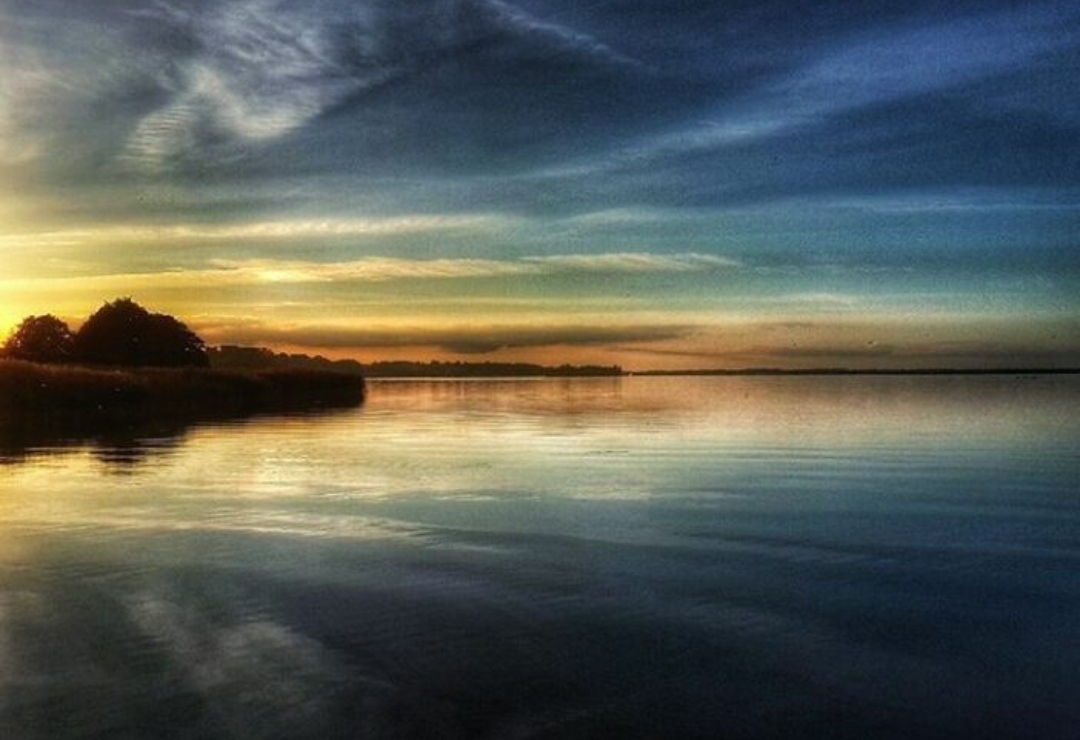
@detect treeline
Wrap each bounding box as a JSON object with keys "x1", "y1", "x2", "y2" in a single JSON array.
[
  {"x1": 362, "y1": 361, "x2": 624, "y2": 378},
  {"x1": 209, "y1": 346, "x2": 623, "y2": 377},
  {"x1": 3, "y1": 298, "x2": 207, "y2": 368},
  {"x1": 1, "y1": 301, "x2": 365, "y2": 418},
  {"x1": 209, "y1": 345, "x2": 366, "y2": 374},
  {"x1": 5, "y1": 305, "x2": 623, "y2": 379}
]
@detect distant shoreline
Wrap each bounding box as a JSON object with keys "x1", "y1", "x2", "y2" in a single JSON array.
[
  {"x1": 367, "y1": 367, "x2": 1080, "y2": 378},
  {"x1": 629, "y1": 367, "x2": 1080, "y2": 377},
  {"x1": 207, "y1": 345, "x2": 1080, "y2": 379}
]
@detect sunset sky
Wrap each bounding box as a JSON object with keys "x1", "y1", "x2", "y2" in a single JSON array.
[{"x1": 2, "y1": 0, "x2": 1078, "y2": 370}]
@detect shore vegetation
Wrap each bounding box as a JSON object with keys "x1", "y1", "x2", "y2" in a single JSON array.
[{"x1": 1, "y1": 299, "x2": 365, "y2": 419}]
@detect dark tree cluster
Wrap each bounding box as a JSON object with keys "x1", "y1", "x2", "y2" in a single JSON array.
[
  {"x1": 1, "y1": 314, "x2": 74, "y2": 364},
  {"x1": 3, "y1": 298, "x2": 208, "y2": 368}
]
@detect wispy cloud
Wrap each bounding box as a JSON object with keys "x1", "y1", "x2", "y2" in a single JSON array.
[
  {"x1": 527, "y1": 252, "x2": 739, "y2": 273},
  {"x1": 482, "y1": 0, "x2": 643, "y2": 69},
  {"x1": 116, "y1": 0, "x2": 645, "y2": 173},
  {"x1": 764, "y1": 292, "x2": 861, "y2": 308},
  {"x1": 121, "y1": 0, "x2": 369, "y2": 171},
  {"x1": 786, "y1": 3, "x2": 1079, "y2": 111},
  {"x1": 209, "y1": 252, "x2": 738, "y2": 283},
  {"x1": 200, "y1": 318, "x2": 693, "y2": 353},
  {"x1": 583, "y1": 1, "x2": 1080, "y2": 174},
  {"x1": 0, "y1": 12, "x2": 149, "y2": 170},
  {"x1": 0, "y1": 214, "x2": 505, "y2": 250},
  {"x1": 821, "y1": 189, "x2": 1080, "y2": 214},
  {"x1": 210, "y1": 256, "x2": 527, "y2": 283},
  {"x1": 2, "y1": 0, "x2": 1078, "y2": 369},
  {"x1": 0, "y1": 251, "x2": 737, "y2": 295}
]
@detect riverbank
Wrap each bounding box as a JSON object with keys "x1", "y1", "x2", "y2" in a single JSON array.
[{"x1": 0, "y1": 359, "x2": 366, "y2": 419}]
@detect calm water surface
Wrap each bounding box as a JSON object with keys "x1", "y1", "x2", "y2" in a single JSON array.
[{"x1": 1, "y1": 376, "x2": 1078, "y2": 739}]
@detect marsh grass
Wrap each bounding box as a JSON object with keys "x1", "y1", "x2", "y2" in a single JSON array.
[{"x1": 0, "y1": 359, "x2": 366, "y2": 418}]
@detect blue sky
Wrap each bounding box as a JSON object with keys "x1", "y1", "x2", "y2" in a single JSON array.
[{"x1": 1, "y1": 0, "x2": 1078, "y2": 368}]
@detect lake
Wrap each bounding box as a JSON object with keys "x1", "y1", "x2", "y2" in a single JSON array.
[{"x1": 1, "y1": 375, "x2": 1078, "y2": 739}]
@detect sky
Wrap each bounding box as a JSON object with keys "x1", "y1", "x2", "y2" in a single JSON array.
[{"x1": 1, "y1": 0, "x2": 1078, "y2": 370}]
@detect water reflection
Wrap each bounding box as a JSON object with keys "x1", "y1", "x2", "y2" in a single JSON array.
[
  {"x1": 3, "y1": 374, "x2": 1076, "y2": 470},
  {"x1": 1, "y1": 376, "x2": 1078, "y2": 739},
  {"x1": 0, "y1": 413, "x2": 182, "y2": 468},
  {"x1": 0, "y1": 406, "x2": 356, "y2": 473}
]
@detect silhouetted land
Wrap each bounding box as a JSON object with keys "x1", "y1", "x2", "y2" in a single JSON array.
[
  {"x1": 209, "y1": 345, "x2": 366, "y2": 375},
  {"x1": 0, "y1": 358, "x2": 366, "y2": 464},
  {"x1": 209, "y1": 345, "x2": 623, "y2": 377},
  {"x1": 362, "y1": 361, "x2": 624, "y2": 377},
  {"x1": 0, "y1": 359, "x2": 366, "y2": 419},
  {"x1": 634, "y1": 367, "x2": 1080, "y2": 376}
]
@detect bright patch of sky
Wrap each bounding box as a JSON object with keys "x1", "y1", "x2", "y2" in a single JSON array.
[{"x1": 1, "y1": 0, "x2": 1078, "y2": 368}]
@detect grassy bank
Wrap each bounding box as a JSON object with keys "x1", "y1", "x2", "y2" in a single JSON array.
[{"x1": 0, "y1": 359, "x2": 366, "y2": 419}]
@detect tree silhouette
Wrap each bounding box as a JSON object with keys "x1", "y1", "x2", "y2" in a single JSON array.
[
  {"x1": 3, "y1": 314, "x2": 75, "y2": 363},
  {"x1": 73, "y1": 298, "x2": 209, "y2": 368}
]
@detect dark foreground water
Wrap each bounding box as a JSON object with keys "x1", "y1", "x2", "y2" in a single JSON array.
[{"x1": 1, "y1": 375, "x2": 1078, "y2": 739}]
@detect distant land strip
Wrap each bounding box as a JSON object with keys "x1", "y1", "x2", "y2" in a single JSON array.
[
  {"x1": 209, "y1": 346, "x2": 1079, "y2": 378},
  {"x1": 208, "y1": 346, "x2": 623, "y2": 377},
  {"x1": 632, "y1": 368, "x2": 1080, "y2": 376}
]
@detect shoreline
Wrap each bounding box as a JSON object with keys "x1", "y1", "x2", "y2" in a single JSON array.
[
  {"x1": 628, "y1": 367, "x2": 1080, "y2": 377},
  {"x1": 0, "y1": 359, "x2": 366, "y2": 419},
  {"x1": 364, "y1": 368, "x2": 1080, "y2": 379}
]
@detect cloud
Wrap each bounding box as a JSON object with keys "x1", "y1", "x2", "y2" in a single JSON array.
[
  {"x1": 529, "y1": 252, "x2": 739, "y2": 273},
  {"x1": 58, "y1": 250, "x2": 734, "y2": 284},
  {"x1": 508, "y1": 2, "x2": 1080, "y2": 217},
  {"x1": 0, "y1": 10, "x2": 164, "y2": 176},
  {"x1": 2, "y1": 0, "x2": 1078, "y2": 356},
  {"x1": 0, "y1": 251, "x2": 739, "y2": 316},
  {"x1": 764, "y1": 292, "x2": 861, "y2": 308},
  {"x1": 6, "y1": 0, "x2": 1078, "y2": 219},
  {"x1": 107, "y1": 0, "x2": 652, "y2": 175},
  {"x1": 804, "y1": 4, "x2": 1077, "y2": 100},
  {"x1": 480, "y1": 0, "x2": 643, "y2": 69},
  {"x1": 199, "y1": 319, "x2": 692, "y2": 354},
  {"x1": 646, "y1": 2, "x2": 1080, "y2": 157},
  {"x1": 0, "y1": 0, "x2": 721, "y2": 194},
  {"x1": 119, "y1": 0, "x2": 368, "y2": 172},
  {"x1": 208, "y1": 251, "x2": 737, "y2": 284}
]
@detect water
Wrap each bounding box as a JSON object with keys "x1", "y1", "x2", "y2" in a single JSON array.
[{"x1": 1, "y1": 375, "x2": 1078, "y2": 739}]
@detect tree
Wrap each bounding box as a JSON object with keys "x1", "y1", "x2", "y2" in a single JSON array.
[
  {"x1": 73, "y1": 298, "x2": 209, "y2": 368},
  {"x1": 3, "y1": 314, "x2": 74, "y2": 363}
]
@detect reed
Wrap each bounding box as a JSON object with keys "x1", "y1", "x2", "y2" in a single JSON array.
[{"x1": 0, "y1": 359, "x2": 365, "y2": 419}]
